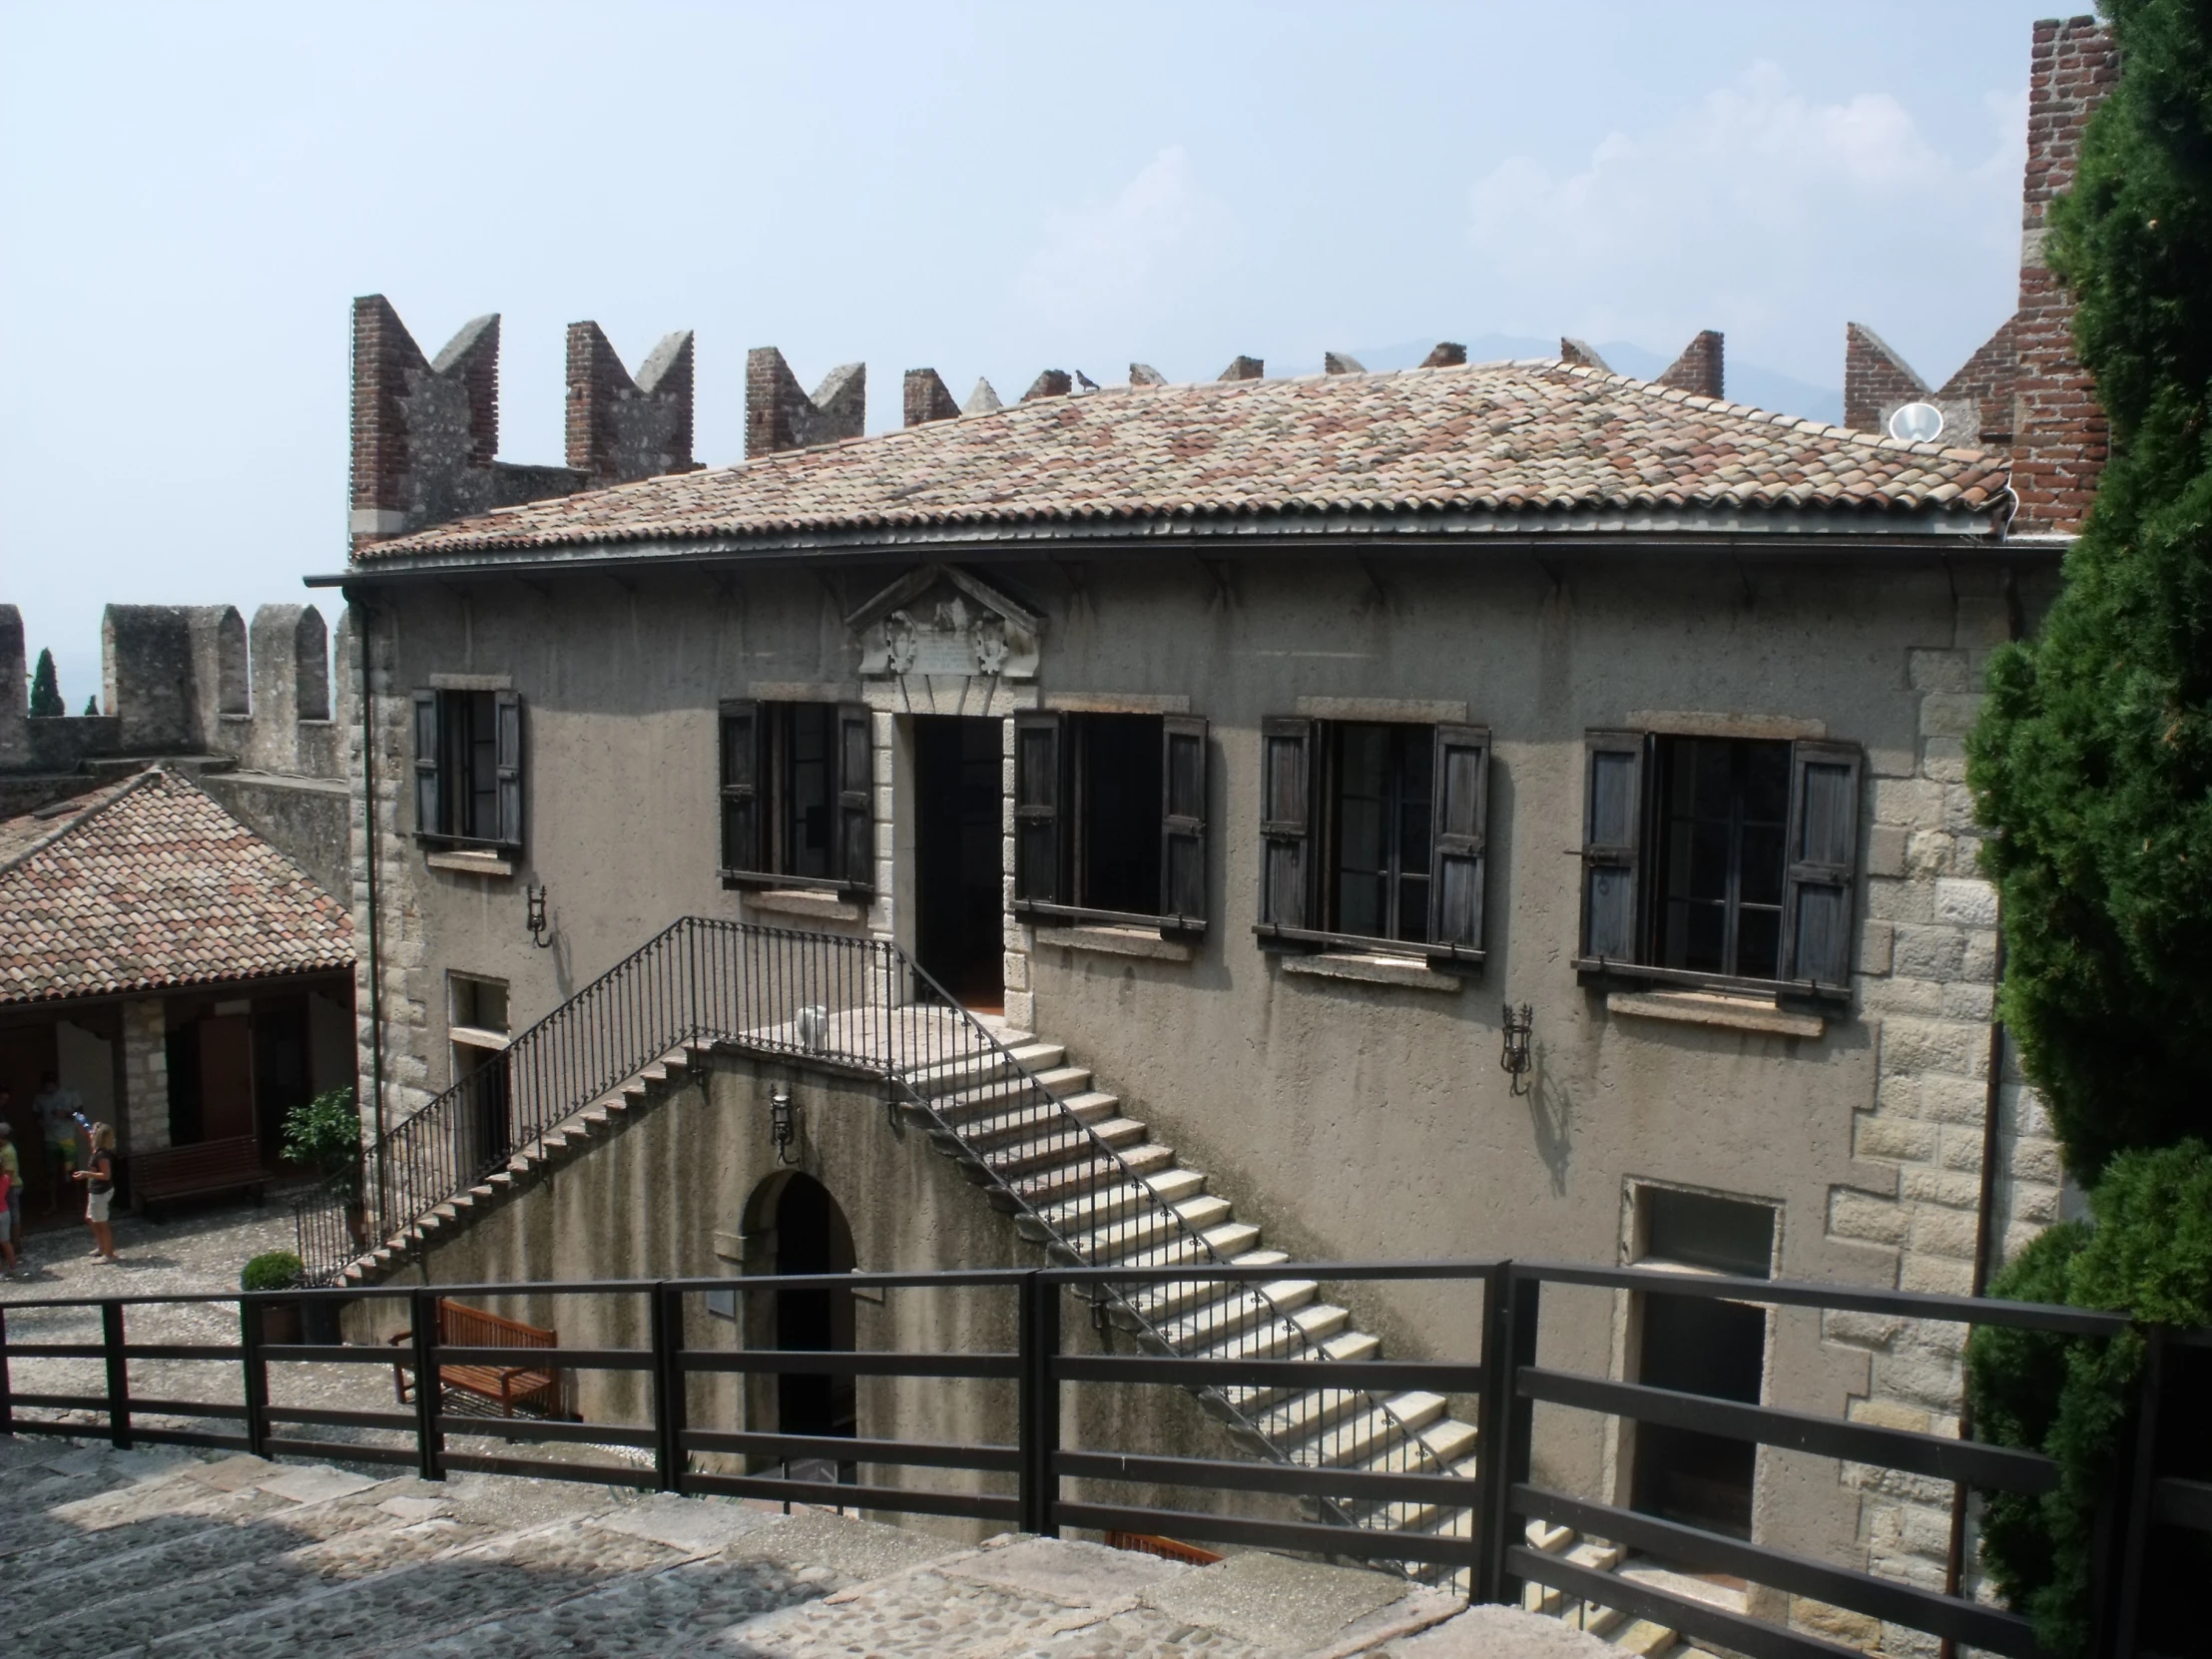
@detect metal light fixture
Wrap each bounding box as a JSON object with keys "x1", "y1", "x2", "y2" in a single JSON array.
[
  {"x1": 1500, "y1": 1003, "x2": 1534, "y2": 1096},
  {"x1": 769, "y1": 1088, "x2": 799, "y2": 1165},
  {"x1": 525, "y1": 881, "x2": 552, "y2": 949}
]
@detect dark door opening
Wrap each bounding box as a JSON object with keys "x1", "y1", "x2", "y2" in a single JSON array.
[
  {"x1": 1631, "y1": 1292, "x2": 1766, "y2": 1538},
  {"x1": 773, "y1": 1173, "x2": 856, "y2": 1485},
  {"x1": 451, "y1": 1044, "x2": 511, "y2": 1177},
  {"x1": 913, "y1": 716, "x2": 1006, "y2": 1009}
]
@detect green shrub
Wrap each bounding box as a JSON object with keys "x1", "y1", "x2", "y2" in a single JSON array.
[
  {"x1": 241, "y1": 1250, "x2": 303, "y2": 1293},
  {"x1": 1967, "y1": 1140, "x2": 2212, "y2": 1657},
  {"x1": 280, "y1": 1088, "x2": 361, "y2": 1197}
]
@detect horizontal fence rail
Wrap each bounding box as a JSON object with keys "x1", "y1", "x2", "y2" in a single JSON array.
[{"x1": 3, "y1": 1261, "x2": 2205, "y2": 1657}]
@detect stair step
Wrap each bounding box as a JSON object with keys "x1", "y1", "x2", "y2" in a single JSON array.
[
  {"x1": 953, "y1": 1091, "x2": 1121, "y2": 1151},
  {"x1": 1196, "y1": 1303, "x2": 1351, "y2": 1368},
  {"x1": 928, "y1": 1065, "x2": 1095, "y2": 1123},
  {"x1": 1069, "y1": 1195, "x2": 1233, "y2": 1261},
  {"x1": 1156, "y1": 1281, "x2": 1319, "y2": 1352},
  {"x1": 1009, "y1": 1143, "x2": 1176, "y2": 1208},
  {"x1": 1285, "y1": 1391, "x2": 1447, "y2": 1468},
  {"x1": 1222, "y1": 1328, "x2": 1381, "y2": 1411},
  {"x1": 984, "y1": 1117, "x2": 1151, "y2": 1180},
  {"x1": 1122, "y1": 1251, "x2": 1291, "y2": 1324},
  {"x1": 907, "y1": 1041, "x2": 1067, "y2": 1094},
  {"x1": 1071, "y1": 1220, "x2": 1262, "y2": 1271},
  {"x1": 1037, "y1": 1168, "x2": 1207, "y2": 1233}
]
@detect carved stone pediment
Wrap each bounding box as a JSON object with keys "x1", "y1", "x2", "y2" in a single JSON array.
[{"x1": 846, "y1": 564, "x2": 1044, "y2": 681}]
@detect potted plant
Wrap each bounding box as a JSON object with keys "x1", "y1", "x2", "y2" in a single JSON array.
[
  {"x1": 281, "y1": 1088, "x2": 367, "y2": 1246},
  {"x1": 243, "y1": 1250, "x2": 305, "y2": 1345}
]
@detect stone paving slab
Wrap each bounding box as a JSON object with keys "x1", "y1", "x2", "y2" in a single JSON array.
[
  {"x1": 1379, "y1": 1604, "x2": 1617, "y2": 1659},
  {"x1": 1139, "y1": 1549, "x2": 1416, "y2": 1651}
]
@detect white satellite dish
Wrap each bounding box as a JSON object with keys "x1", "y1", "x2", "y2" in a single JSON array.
[{"x1": 1888, "y1": 402, "x2": 1944, "y2": 443}]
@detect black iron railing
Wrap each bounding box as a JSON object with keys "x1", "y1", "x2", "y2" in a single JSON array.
[
  {"x1": 295, "y1": 917, "x2": 1457, "y2": 1553},
  {"x1": 2, "y1": 1262, "x2": 2205, "y2": 1657}
]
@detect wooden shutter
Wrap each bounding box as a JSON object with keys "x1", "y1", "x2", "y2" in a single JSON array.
[
  {"x1": 411, "y1": 690, "x2": 442, "y2": 837},
  {"x1": 1580, "y1": 731, "x2": 1646, "y2": 961},
  {"x1": 493, "y1": 691, "x2": 524, "y2": 848},
  {"x1": 1427, "y1": 724, "x2": 1490, "y2": 950},
  {"x1": 1781, "y1": 741, "x2": 1863, "y2": 987},
  {"x1": 1013, "y1": 712, "x2": 1063, "y2": 903},
  {"x1": 836, "y1": 704, "x2": 874, "y2": 891},
  {"x1": 1258, "y1": 718, "x2": 1315, "y2": 930},
  {"x1": 719, "y1": 700, "x2": 762, "y2": 873},
  {"x1": 1160, "y1": 715, "x2": 1209, "y2": 923}
]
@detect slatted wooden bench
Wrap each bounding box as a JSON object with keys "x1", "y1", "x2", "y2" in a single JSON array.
[
  {"x1": 390, "y1": 1298, "x2": 562, "y2": 1417},
  {"x1": 131, "y1": 1135, "x2": 267, "y2": 1216}
]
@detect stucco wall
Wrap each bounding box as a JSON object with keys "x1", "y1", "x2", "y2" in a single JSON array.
[{"x1": 344, "y1": 543, "x2": 2061, "y2": 1612}]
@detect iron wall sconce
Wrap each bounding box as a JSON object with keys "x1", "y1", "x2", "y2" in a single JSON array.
[
  {"x1": 770, "y1": 1088, "x2": 800, "y2": 1165},
  {"x1": 525, "y1": 881, "x2": 552, "y2": 949},
  {"x1": 1500, "y1": 1003, "x2": 1534, "y2": 1096}
]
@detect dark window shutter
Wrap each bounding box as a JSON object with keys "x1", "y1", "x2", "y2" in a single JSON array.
[
  {"x1": 836, "y1": 704, "x2": 875, "y2": 891},
  {"x1": 1013, "y1": 712, "x2": 1063, "y2": 903},
  {"x1": 493, "y1": 691, "x2": 524, "y2": 848},
  {"x1": 1781, "y1": 741, "x2": 1863, "y2": 987},
  {"x1": 412, "y1": 690, "x2": 442, "y2": 836},
  {"x1": 1259, "y1": 718, "x2": 1315, "y2": 930},
  {"x1": 1160, "y1": 715, "x2": 1209, "y2": 923},
  {"x1": 719, "y1": 700, "x2": 762, "y2": 873},
  {"x1": 1580, "y1": 731, "x2": 1646, "y2": 961},
  {"x1": 1427, "y1": 724, "x2": 1490, "y2": 950}
]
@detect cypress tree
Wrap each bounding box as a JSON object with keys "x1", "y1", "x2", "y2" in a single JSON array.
[
  {"x1": 27, "y1": 648, "x2": 63, "y2": 717},
  {"x1": 1966, "y1": 0, "x2": 2212, "y2": 1179},
  {"x1": 81, "y1": 695, "x2": 99, "y2": 716}
]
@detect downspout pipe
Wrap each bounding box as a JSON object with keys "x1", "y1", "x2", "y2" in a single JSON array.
[{"x1": 352, "y1": 594, "x2": 389, "y2": 1234}]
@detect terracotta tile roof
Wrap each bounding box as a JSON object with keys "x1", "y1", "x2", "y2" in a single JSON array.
[
  {"x1": 357, "y1": 358, "x2": 2010, "y2": 562},
  {"x1": 0, "y1": 769, "x2": 353, "y2": 1006}
]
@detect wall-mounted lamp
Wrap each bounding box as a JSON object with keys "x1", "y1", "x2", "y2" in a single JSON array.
[
  {"x1": 1500, "y1": 1003, "x2": 1534, "y2": 1096},
  {"x1": 769, "y1": 1088, "x2": 800, "y2": 1166},
  {"x1": 525, "y1": 881, "x2": 552, "y2": 949}
]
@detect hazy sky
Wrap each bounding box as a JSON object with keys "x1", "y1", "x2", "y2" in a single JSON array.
[{"x1": 3, "y1": 1, "x2": 2064, "y2": 706}]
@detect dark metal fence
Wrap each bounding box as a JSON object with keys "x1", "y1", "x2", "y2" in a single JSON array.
[
  {"x1": 296, "y1": 917, "x2": 1457, "y2": 1551},
  {"x1": 3, "y1": 1262, "x2": 2206, "y2": 1658}
]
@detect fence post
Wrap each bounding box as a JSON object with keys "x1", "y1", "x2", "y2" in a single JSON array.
[
  {"x1": 1019, "y1": 1271, "x2": 1061, "y2": 1537},
  {"x1": 240, "y1": 1297, "x2": 271, "y2": 1459},
  {"x1": 0, "y1": 1304, "x2": 12, "y2": 1438},
  {"x1": 2100, "y1": 1323, "x2": 2167, "y2": 1658},
  {"x1": 410, "y1": 1287, "x2": 444, "y2": 1481},
  {"x1": 652, "y1": 1283, "x2": 688, "y2": 1493},
  {"x1": 1473, "y1": 1263, "x2": 1536, "y2": 1605},
  {"x1": 102, "y1": 1300, "x2": 132, "y2": 1451}
]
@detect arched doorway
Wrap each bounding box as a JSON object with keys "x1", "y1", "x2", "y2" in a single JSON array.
[{"x1": 748, "y1": 1172, "x2": 856, "y2": 1485}]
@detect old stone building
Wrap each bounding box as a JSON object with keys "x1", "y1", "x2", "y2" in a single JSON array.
[
  {"x1": 0, "y1": 602, "x2": 358, "y2": 1198},
  {"x1": 301, "y1": 16, "x2": 2114, "y2": 1652}
]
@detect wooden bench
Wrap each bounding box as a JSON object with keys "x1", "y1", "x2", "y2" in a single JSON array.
[
  {"x1": 130, "y1": 1135, "x2": 267, "y2": 1215},
  {"x1": 390, "y1": 1298, "x2": 562, "y2": 1417}
]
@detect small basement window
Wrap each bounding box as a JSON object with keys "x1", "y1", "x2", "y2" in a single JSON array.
[
  {"x1": 1013, "y1": 712, "x2": 1209, "y2": 932},
  {"x1": 719, "y1": 701, "x2": 874, "y2": 893}
]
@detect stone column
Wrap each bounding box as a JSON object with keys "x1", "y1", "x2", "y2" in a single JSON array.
[{"x1": 120, "y1": 998, "x2": 171, "y2": 1155}]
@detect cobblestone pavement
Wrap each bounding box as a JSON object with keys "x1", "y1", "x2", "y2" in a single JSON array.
[{"x1": 0, "y1": 1435, "x2": 1608, "y2": 1657}]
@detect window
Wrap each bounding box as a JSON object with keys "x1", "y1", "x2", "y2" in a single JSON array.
[
  {"x1": 1629, "y1": 1187, "x2": 1777, "y2": 1540},
  {"x1": 1579, "y1": 731, "x2": 1861, "y2": 996},
  {"x1": 720, "y1": 701, "x2": 873, "y2": 891},
  {"x1": 1255, "y1": 719, "x2": 1488, "y2": 963},
  {"x1": 1013, "y1": 712, "x2": 1208, "y2": 930},
  {"x1": 413, "y1": 689, "x2": 523, "y2": 849},
  {"x1": 447, "y1": 973, "x2": 509, "y2": 1042}
]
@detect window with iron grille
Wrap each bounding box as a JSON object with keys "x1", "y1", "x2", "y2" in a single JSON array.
[
  {"x1": 719, "y1": 701, "x2": 874, "y2": 892},
  {"x1": 1254, "y1": 718, "x2": 1489, "y2": 965},
  {"x1": 411, "y1": 689, "x2": 523, "y2": 851},
  {"x1": 1577, "y1": 730, "x2": 1862, "y2": 997},
  {"x1": 1012, "y1": 712, "x2": 1209, "y2": 933}
]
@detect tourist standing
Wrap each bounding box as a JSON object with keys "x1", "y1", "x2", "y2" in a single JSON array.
[
  {"x1": 0, "y1": 1120, "x2": 18, "y2": 1276},
  {"x1": 73, "y1": 1122, "x2": 118, "y2": 1264},
  {"x1": 34, "y1": 1072, "x2": 82, "y2": 1215}
]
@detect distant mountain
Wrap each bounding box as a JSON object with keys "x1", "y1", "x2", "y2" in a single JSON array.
[{"x1": 1277, "y1": 334, "x2": 1845, "y2": 429}]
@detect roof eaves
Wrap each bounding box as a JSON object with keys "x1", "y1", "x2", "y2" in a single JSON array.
[{"x1": 0, "y1": 768, "x2": 161, "y2": 883}]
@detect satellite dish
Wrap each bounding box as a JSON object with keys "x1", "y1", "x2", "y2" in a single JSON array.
[{"x1": 1888, "y1": 402, "x2": 1944, "y2": 443}]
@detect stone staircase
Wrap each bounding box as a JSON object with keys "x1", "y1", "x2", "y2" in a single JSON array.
[{"x1": 330, "y1": 1017, "x2": 1722, "y2": 1657}]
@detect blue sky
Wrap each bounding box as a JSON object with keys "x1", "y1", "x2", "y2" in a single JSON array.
[{"x1": 2, "y1": 1, "x2": 2065, "y2": 707}]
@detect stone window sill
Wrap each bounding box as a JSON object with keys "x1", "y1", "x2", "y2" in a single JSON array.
[
  {"x1": 426, "y1": 849, "x2": 514, "y2": 879},
  {"x1": 1034, "y1": 924, "x2": 1195, "y2": 963},
  {"x1": 1282, "y1": 951, "x2": 1462, "y2": 992},
  {"x1": 1606, "y1": 989, "x2": 1825, "y2": 1039},
  {"x1": 743, "y1": 887, "x2": 866, "y2": 922},
  {"x1": 449, "y1": 1024, "x2": 510, "y2": 1052}
]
